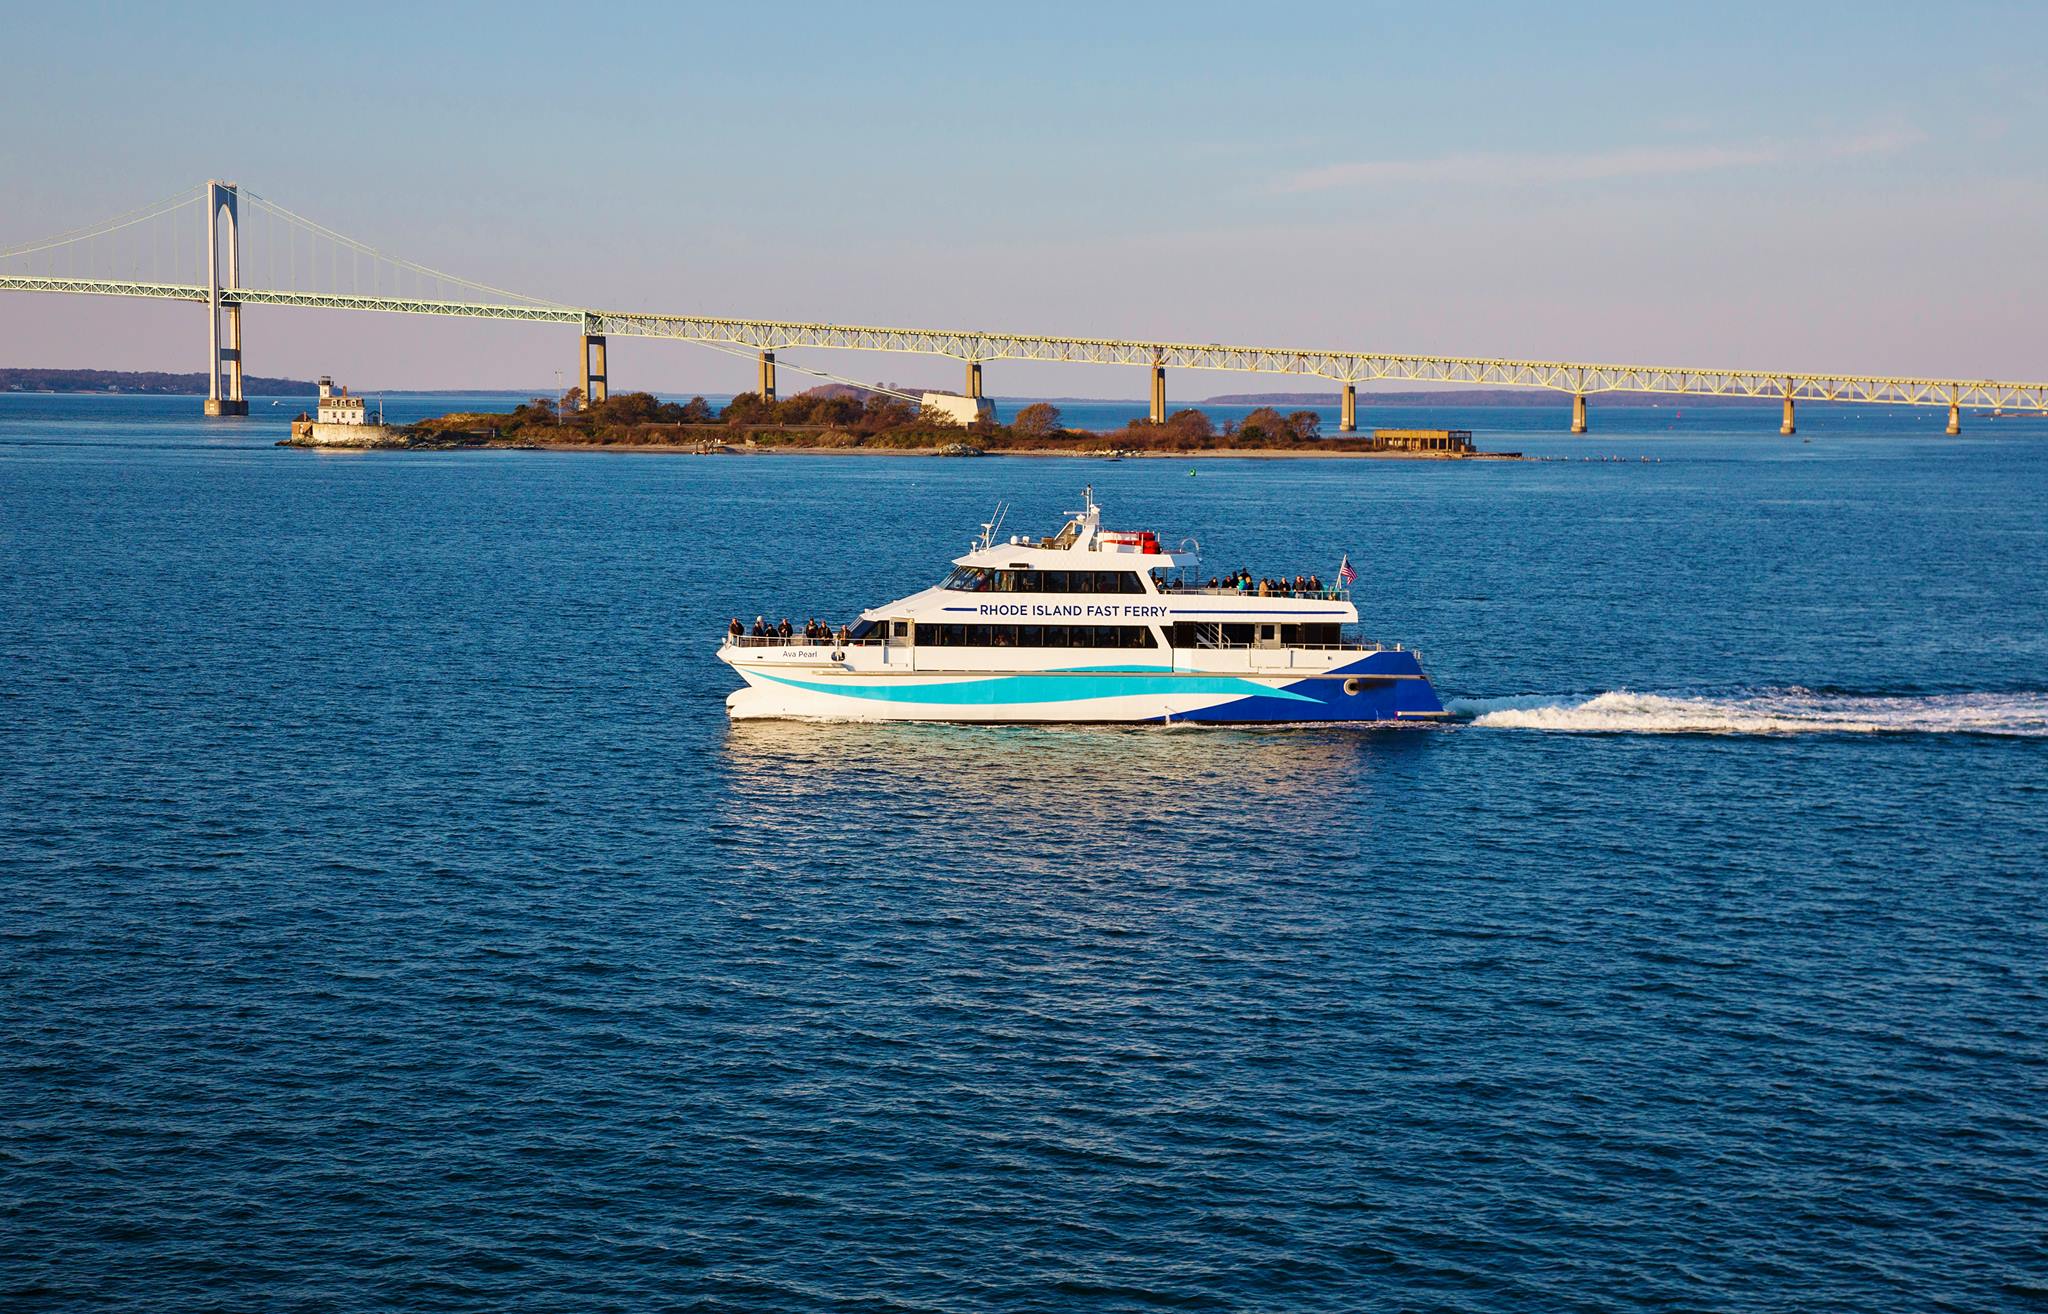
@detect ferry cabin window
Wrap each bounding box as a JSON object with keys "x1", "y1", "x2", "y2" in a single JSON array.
[
  {"x1": 941, "y1": 568, "x2": 1146, "y2": 594},
  {"x1": 1169, "y1": 621, "x2": 1344, "y2": 647},
  {"x1": 1167, "y1": 622, "x2": 1256, "y2": 647},
  {"x1": 941, "y1": 566, "x2": 994, "y2": 591},
  {"x1": 915, "y1": 624, "x2": 1157, "y2": 648}
]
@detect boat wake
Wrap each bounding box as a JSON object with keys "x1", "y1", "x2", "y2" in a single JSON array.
[{"x1": 1448, "y1": 688, "x2": 2048, "y2": 737}]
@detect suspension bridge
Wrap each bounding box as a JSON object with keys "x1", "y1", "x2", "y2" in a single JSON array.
[{"x1": 3, "y1": 180, "x2": 2043, "y2": 434}]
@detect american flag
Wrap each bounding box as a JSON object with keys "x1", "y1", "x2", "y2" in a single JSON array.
[{"x1": 1338, "y1": 554, "x2": 1358, "y2": 586}]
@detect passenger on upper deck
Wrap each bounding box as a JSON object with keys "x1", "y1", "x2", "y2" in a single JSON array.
[
  {"x1": 729, "y1": 618, "x2": 743, "y2": 640},
  {"x1": 752, "y1": 616, "x2": 768, "y2": 638}
]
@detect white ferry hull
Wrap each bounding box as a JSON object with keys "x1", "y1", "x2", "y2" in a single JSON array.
[{"x1": 723, "y1": 650, "x2": 1446, "y2": 725}]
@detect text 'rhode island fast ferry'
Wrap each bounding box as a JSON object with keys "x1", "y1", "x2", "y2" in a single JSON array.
[{"x1": 720, "y1": 489, "x2": 1448, "y2": 725}]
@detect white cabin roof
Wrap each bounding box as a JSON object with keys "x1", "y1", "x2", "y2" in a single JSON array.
[{"x1": 856, "y1": 488, "x2": 1358, "y2": 626}]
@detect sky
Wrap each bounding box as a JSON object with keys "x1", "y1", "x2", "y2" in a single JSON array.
[{"x1": 2, "y1": 0, "x2": 2044, "y2": 398}]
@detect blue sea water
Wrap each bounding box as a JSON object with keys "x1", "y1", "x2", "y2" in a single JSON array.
[{"x1": 3, "y1": 393, "x2": 2045, "y2": 1312}]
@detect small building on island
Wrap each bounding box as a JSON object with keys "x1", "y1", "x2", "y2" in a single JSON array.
[
  {"x1": 289, "y1": 376, "x2": 400, "y2": 447},
  {"x1": 316, "y1": 376, "x2": 369, "y2": 426},
  {"x1": 920, "y1": 391, "x2": 997, "y2": 426},
  {"x1": 1373, "y1": 428, "x2": 1475, "y2": 454}
]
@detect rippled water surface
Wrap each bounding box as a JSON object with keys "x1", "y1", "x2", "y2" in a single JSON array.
[{"x1": 4, "y1": 395, "x2": 2046, "y2": 1311}]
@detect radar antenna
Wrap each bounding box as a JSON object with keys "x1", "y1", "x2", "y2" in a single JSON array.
[{"x1": 977, "y1": 500, "x2": 1008, "y2": 551}]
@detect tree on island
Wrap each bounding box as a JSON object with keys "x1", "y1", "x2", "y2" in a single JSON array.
[
  {"x1": 1012, "y1": 402, "x2": 1063, "y2": 439},
  {"x1": 1232, "y1": 406, "x2": 1321, "y2": 445},
  {"x1": 1162, "y1": 408, "x2": 1215, "y2": 443},
  {"x1": 722, "y1": 391, "x2": 772, "y2": 425},
  {"x1": 1237, "y1": 406, "x2": 1289, "y2": 443},
  {"x1": 857, "y1": 396, "x2": 921, "y2": 435}
]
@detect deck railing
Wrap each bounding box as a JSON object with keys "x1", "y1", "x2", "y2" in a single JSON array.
[
  {"x1": 1190, "y1": 640, "x2": 1389, "y2": 652},
  {"x1": 724, "y1": 633, "x2": 883, "y2": 648},
  {"x1": 1155, "y1": 585, "x2": 1351, "y2": 601}
]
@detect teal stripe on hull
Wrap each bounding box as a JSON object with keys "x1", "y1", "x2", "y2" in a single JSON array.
[{"x1": 752, "y1": 669, "x2": 1317, "y2": 706}]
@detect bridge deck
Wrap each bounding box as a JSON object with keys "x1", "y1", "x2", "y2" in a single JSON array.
[{"x1": 4, "y1": 273, "x2": 2043, "y2": 410}]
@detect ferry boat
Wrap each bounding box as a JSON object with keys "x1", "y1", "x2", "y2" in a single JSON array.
[{"x1": 720, "y1": 490, "x2": 1448, "y2": 724}]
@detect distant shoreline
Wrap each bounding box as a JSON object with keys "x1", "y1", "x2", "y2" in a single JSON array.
[{"x1": 1, "y1": 367, "x2": 318, "y2": 395}]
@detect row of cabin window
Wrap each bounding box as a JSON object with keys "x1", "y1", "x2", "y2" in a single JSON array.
[
  {"x1": 941, "y1": 567, "x2": 1149, "y2": 595},
  {"x1": 915, "y1": 623, "x2": 1158, "y2": 649},
  {"x1": 1167, "y1": 622, "x2": 1346, "y2": 647}
]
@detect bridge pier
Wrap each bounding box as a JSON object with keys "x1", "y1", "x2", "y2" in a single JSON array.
[
  {"x1": 759, "y1": 351, "x2": 777, "y2": 402},
  {"x1": 581, "y1": 334, "x2": 608, "y2": 405},
  {"x1": 1340, "y1": 383, "x2": 1357, "y2": 432},
  {"x1": 966, "y1": 361, "x2": 982, "y2": 399},
  {"x1": 202, "y1": 180, "x2": 247, "y2": 417},
  {"x1": 1570, "y1": 392, "x2": 1588, "y2": 434},
  {"x1": 1781, "y1": 394, "x2": 1796, "y2": 435},
  {"x1": 1946, "y1": 401, "x2": 1961, "y2": 435},
  {"x1": 1149, "y1": 364, "x2": 1166, "y2": 424}
]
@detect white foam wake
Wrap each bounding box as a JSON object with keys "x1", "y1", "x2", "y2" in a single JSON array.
[{"x1": 1448, "y1": 689, "x2": 2048, "y2": 737}]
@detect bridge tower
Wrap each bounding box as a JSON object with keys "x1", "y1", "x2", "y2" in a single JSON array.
[
  {"x1": 1149, "y1": 362, "x2": 1167, "y2": 424},
  {"x1": 203, "y1": 181, "x2": 247, "y2": 417},
  {"x1": 1340, "y1": 383, "x2": 1357, "y2": 433},
  {"x1": 580, "y1": 321, "x2": 608, "y2": 405}
]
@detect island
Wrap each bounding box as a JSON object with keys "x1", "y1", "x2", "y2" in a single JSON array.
[{"x1": 284, "y1": 387, "x2": 1521, "y2": 459}]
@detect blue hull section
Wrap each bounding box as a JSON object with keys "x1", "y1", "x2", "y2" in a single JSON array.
[
  {"x1": 1164, "y1": 650, "x2": 1445, "y2": 724},
  {"x1": 728, "y1": 649, "x2": 1446, "y2": 724}
]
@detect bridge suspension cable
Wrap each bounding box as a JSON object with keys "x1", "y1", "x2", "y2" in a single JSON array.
[
  {"x1": 0, "y1": 185, "x2": 202, "y2": 263},
  {"x1": 3, "y1": 180, "x2": 2045, "y2": 428},
  {"x1": 687, "y1": 338, "x2": 927, "y2": 405},
  {"x1": 238, "y1": 192, "x2": 566, "y2": 309}
]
